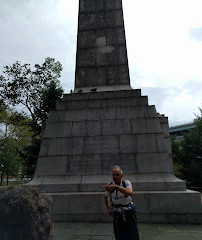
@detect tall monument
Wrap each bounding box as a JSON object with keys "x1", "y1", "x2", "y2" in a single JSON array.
[{"x1": 29, "y1": 0, "x2": 202, "y2": 223}]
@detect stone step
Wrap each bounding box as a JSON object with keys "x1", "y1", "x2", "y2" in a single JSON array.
[
  {"x1": 57, "y1": 95, "x2": 147, "y2": 111},
  {"x1": 49, "y1": 105, "x2": 158, "y2": 123},
  {"x1": 46, "y1": 190, "x2": 202, "y2": 223},
  {"x1": 63, "y1": 89, "x2": 142, "y2": 101},
  {"x1": 44, "y1": 117, "x2": 164, "y2": 138},
  {"x1": 29, "y1": 173, "x2": 186, "y2": 192}
]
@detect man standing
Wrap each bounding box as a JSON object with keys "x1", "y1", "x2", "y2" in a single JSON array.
[{"x1": 104, "y1": 166, "x2": 139, "y2": 240}]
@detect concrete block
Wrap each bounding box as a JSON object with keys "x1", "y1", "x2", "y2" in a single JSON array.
[
  {"x1": 155, "y1": 134, "x2": 168, "y2": 152},
  {"x1": 101, "y1": 107, "x2": 116, "y2": 120},
  {"x1": 86, "y1": 99, "x2": 102, "y2": 108},
  {"x1": 160, "y1": 121, "x2": 170, "y2": 137},
  {"x1": 84, "y1": 136, "x2": 119, "y2": 154},
  {"x1": 105, "y1": 0, "x2": 122, "y2": 10},
  {"x1": 107, "y1": 66, "x2": 118, "y2": 85},
  {"x1": 144, "y1": 106, "x2": 158, "y2": 117},
  {"x1": 138, "y1": 96, "x2": 148, "y2": 106},
  {"x1": 114, "y1": 10, "x2": 124, "y2": 27},
  {"x1": 86, "y1": 108, "x2": 102, "y2": 120},
  {"x1": 188, "y1": 213, "x2": 202, "y2": 223},
  {"x1": 96, "y1": 46, "x2": 117, "y2": 66},
  {"x1": 118, "y1": 65, "x2": 130, "y2": 84},
  {"x1": 78, "y1": 14, "x2": 86, "y2": 31},
  {"x1": 72, "y1": 121, "x2": 87, "y2": 136},
  {"x1": 77, "y1": 48, "x2": 96, "y2": 67},
  {"x1": 164, "y1": 137, "x2": 172, "y2": 154},
  {"x1": 136, "y1": 134, "x2": 157, "y2": 152},
  {"x1": 75, "y1": 69, "x2": 85, "y2": 88},
  {"x1": 101, "y1": 153, "x2": 120, "y2": 174},
  {"x1": 107, "y1": 28, "x2": 125, "y2": 45},
  {"x1": 47, "y1": 111, "x2": 60, "y2": 123},
  {"x1": 67, "y1": 155, "x2": 102, "y2": 175},
  {"x1": 78, "y1": 30, "x2": 96, "y2": 48},
  {"x1": 80, "y1": 0, "x2": 104, "y2": 12},
  {"x1": 66, "y1": 100, "x2": 86, "y2": 110},
  {"x1": 48, "y1": 137, "x2": 83, "y2": 156},
  {"x1": 39, "y1": 138, "x2": 50, "y2": 156},
  {"x1": 101, "y1": 98, "x2": 117, "y2": 108},
  {"x1": 105, "y1": 10, "x2": 123, "y2": 28},
  {"x1": 131, "y1": 118, "x2": 162, "y2": 134},
  {"x1": 132, "y1": 192, "x2": 151, "y2": 213},
  {"x1": 101, "y1": 153, "x2": 137, "y2": 174},
  {"x1": 97, "y1": 12, "x2": 106, "y2": 28},
  {"x1": 56, "y1": 101, "x2": 66, "y2": 110},
  {"x1": 116, "y1": 106, "x2": 145, "y2": 119},
  {"x1": 86, "y1": 121, "x2": 101, "y2": 136},
  {"x1": 52, "y1": 193, "x2": 102, "y2": 215},
  {"x1": 61, "y1": 110, "x2": 86, "y2": 122},
  {"x1": 96, "y1": 67, "x2": 107, "y2": 86},
  {"x1": 150, "y1": 213, "x2": 189, "y2": 224},
  {"x1": 119, "y1": 135, "x2": 136, "y2": 153},
  {"x1": 149, "y1": 191, "x2": 202, "y2": 213},
  {"x1": 118, "y1": 46, "x2": 127, "y2": 64},
  {"x1": 77, "y1": 68, "x2": 97, "y2": 87},
  {"x1": 43, "y1": 123, "x2": 58, "y2": 138},
  {"x1": 87, "y1": 13, "x2": 96, "y2": 30},
  {"x1": 102, "y1": 119, "x2": 131, "y2": 135},
  {"x1": 136, "y1": 153, "x2": 173, "y2": 173},
  {"x1": 57, "y1": 122, "x2": 72, "y2": 137},
  {"x1": 35, "y1": 156, "x2": 67, "y2": 176}
]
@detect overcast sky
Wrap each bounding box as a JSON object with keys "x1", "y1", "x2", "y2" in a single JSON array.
[{"x1": 0, "y1": 0, "x2": 202, "y2": 126}]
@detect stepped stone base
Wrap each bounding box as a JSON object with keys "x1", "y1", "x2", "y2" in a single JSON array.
[
  {"x1": 49, "y1": 190, "x2": 202, "y2": 223},
  {"x1": 29, "y1": 89, "x2": 202, "y2": 223},
  {"x1": 29, "y1": 173, "x2": 186, "y2": 192}
]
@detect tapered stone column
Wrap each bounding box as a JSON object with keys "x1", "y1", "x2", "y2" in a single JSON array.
[
  {"x1": 75, "y1": 0, "x2": 131, "y2": 92},
  {"x1": 28, "y1": 0, "x2": 202, "y2": 223}
]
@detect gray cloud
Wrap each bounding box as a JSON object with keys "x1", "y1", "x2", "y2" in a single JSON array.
[
  {"x1": 0, "y1": 0, "x2": 77, "y2": 91},
  {"x1": 0, "y1": 0, "x2": 201, "y2": 125},
  {"x1": 189, "y1": 27, "x2": 202, "y2": 41}
]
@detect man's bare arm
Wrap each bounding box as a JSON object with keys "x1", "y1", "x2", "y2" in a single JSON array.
[
  {"x1": 104, "y1": 185, "x2": 133, "y2": 197},
  {"x1": 105, "y1": 196, "x2": 113, "y2": 216}
]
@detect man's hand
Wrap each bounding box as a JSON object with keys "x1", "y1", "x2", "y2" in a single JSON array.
[
  {"x1": 107, "y1": 206, "x2": 113, "y2": 217},
  {"x1": 105, "y1": 196, "x2": 113, "y2": 217},
  {"x1": 103, "y1": 184, "x2": 116, "y2": 192}
]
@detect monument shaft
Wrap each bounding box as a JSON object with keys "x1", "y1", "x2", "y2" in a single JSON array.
[{"x1": 75, "y1": 0, "x2": 130, "y2": 91}]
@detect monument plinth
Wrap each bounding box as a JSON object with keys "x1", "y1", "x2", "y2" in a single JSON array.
[{"x1": 29, "y1": 0, "x2": 202, "y2": 223}]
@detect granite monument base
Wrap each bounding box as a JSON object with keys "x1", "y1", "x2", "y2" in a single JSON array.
[
  {"x1": 28, "y1": 89, "x2": 202, "y2": 223},
  {"x1": 49, "y1": 190, "x2": 202, "y2": 223}
]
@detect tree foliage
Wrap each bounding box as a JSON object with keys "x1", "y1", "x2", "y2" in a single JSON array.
[
  {"x1": 0, "y1": 58, "x2": 64, "y2": 179},
  {"x1": 0, "y1": 57, "x2": 63, "y2": 135},
  {"x1": 172, "y1": 108, "x2": 202, "y2": 187},
  {"x1": 0, "y1": 105, "x2": 32, "y2": 184}
]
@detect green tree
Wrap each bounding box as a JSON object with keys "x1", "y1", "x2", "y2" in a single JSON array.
[
  {"x1": 0, "y1": 137, "x2": 21, "y2": 185},
  {"x1": 172, "y1": 108, "x2": 202, "y2": 187},
  {"x1": 0, "y1": 105, "x2": 33, "y2": 183},
  {"x1": 0, "y1": 57, "x2": 63, "y2": 135},
  {"x1": 0, "y1": 58, "x2": 64, "y2": 178}
]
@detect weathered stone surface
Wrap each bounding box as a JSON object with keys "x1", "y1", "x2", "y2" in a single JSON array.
[
  {"x1": 35, "y1": 156, "x2": 67, "y2": 176},
  {"x1": 75, "y1": 0, "x2": 129, "y2": 89},
  {"x1": 49, "y1": 190, "x2": 202, "y2": 223},
  {"x1": 67, "y1": 155, "x2": 102, "y2": 175},
  {"x1": 135, "y1": 153, "x2": 173, "y2": 173}
]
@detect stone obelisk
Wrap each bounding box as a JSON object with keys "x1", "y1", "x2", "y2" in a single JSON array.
[
  {"x1": 29, "y1": 0, "x2": 202, "y2": 223},
  {"x1": 74, "y1": 0, "x2": 131, "y2": 92}
]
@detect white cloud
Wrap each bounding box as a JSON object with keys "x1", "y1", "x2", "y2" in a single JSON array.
[{"x1": 0, "y1": 0, "x2": 201, "y2": 124}]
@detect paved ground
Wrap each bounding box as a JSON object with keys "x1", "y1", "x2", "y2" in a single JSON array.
[{"x1": 52, "y1": 222, "x2": 202, "y2": 240}]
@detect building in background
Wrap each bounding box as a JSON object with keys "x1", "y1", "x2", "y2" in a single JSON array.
[{"x1": 169, "y1": 122, "x2": 195, "y2": 141}]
